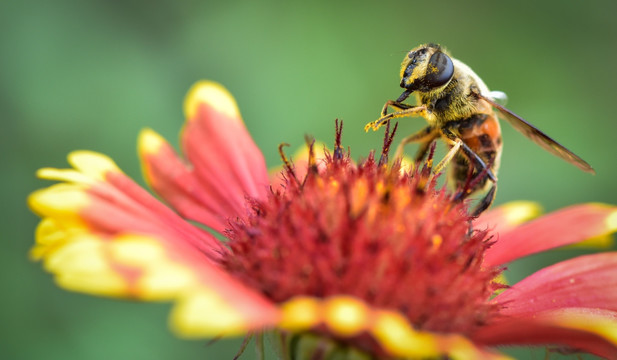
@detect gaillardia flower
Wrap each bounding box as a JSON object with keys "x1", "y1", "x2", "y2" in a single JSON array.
[{"x1": 29, "y1": 81, "x2": 617, "y2": 359}]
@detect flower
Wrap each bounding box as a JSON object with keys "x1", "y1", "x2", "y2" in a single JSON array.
[{"x1": 29, "y1": 81, "x2": 617, "y2": 359}]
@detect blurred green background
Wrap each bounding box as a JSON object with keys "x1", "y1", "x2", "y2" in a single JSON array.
[{"x1": 2, "y1": 0, "x2": 616, "y2": 359}]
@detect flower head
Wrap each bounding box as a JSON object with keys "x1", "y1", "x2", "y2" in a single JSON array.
[
  {"x1": 29, "y1": 81, "x2": 617, "y2": 359},
  {"x1": 224, "y1": 122, "x2": 500, "y2": 339}
]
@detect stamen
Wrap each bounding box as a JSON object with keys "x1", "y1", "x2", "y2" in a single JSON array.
[
  {"x1": 424, "y1": 141, "x2": 436, "y2": 173},
  {"x1": 416, "y1": 142, "x2": 437, "y2": 193},
  {"x1": 304, "y1": 135, "x2": 318, "y2": 186},
  {"x1": 378, "y1": 121, "x2": 398, "y2": 167},
  {"x1": 305, "y1": 135, "x2": 317, "y2": 172},
  {"x1": 334, "y1": 119, "x2": 344, "y2": 161},
  {"x1": 278, "y1": 143, "x2": 300, "y2": 186}
]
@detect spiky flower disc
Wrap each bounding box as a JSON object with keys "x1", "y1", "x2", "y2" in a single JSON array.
[{"x1": 224, "y1": 123, "x2": 502, "y2": 344}]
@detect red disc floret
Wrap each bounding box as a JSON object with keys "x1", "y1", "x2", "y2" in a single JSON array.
[{"x1": 224, "y1": 138, "x2": 502, "y2": 336}]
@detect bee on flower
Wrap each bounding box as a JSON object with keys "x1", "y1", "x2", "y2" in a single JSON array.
[{"x1": 29, "y1": 81, "x2": 617, "y2": 359}]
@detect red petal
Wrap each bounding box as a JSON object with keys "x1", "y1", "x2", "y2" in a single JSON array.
[
  {"x1": 483, "y1": 203, "x2": 617, "y2": 266},
  {"x1": 496, "y1": 252, "x2": 617, "y2": 315},
  {"x1": 30, "y1": 151, "x2": 279, "y2": 336},
  {"x1": 150, "y1": 230, "x2": 280, "y2": 337},
  {"x1": 473, "y1": 308, "x2": 617, "y2": 359},
  {"x1": 30, "y1": 151, "x2": 226, "y2": 261},
  {"x1": 97, "y1": 171, "x2": 228, "y2": 257},
  {"x1": 474, "y1": 201, "x2": 542, "y2": 235},
  {"x1": 181, "y1": 82, "x2": 269, "y2": 209},
  {"x1": 139, "y1": 82, "x2": 269, "y2": 232},
  {"x1": 140, "y1": 129, "x2": 232, "y2": 233}
]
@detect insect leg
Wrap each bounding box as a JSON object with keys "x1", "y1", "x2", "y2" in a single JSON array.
[
  {"x1": 471, "y1": 182, "x2": 497, "y2": 216},
  {"x1": 433, "y1": 137, "x2": 463, "y2": 174},
  {"x1": 414, "y1": 138, "x2": 435, "y2": 164},
  {"x1": 393, "y1": 125, "x2": 438, "y2": 160},
  {"x1": 441, "y1": 128, "x2": 497, "y2": 183},
  {"x1": 380, "y1": 100, "x2": 414, "y2": 117},
  {"x1": 365, "y1": 105, "x2": 427, "y2": 132}
]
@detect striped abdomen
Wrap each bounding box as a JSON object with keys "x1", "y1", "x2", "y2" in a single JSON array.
[{"x1": 449, "y1": 111, "x2": 503, "y2": 192}]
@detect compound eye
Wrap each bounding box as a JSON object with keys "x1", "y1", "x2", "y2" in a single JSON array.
[{"x1": 424, "y1": 52, "x2": 454, "y2": 88}]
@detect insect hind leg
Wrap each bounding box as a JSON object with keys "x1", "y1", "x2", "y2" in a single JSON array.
[
  {"x1": 471, "y1": 182, "x2": 497, "y2": 217},
  {"x1": 452, "y1": 156, "x2": 498, "y2": 217},
  {"x1": 441, "y1": 128, "x2": 497, "y2": 182}
]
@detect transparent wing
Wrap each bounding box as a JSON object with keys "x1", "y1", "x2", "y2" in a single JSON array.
[
  {"x1": 488, "y1": 90, "x2": 508, "y2": 106},
  {"x1": 476, "y1": 91, "x2": 595, "y2": 174}
]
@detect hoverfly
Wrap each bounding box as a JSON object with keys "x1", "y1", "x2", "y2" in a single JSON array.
[{"x1": 365, "y1": 43, "x2": 594, "y2": 216}]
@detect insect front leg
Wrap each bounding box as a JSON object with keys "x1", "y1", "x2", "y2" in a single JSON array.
[
  {"x1": 380, "y1": 100, "x2": 414, "y2": 117},
  {"x1": 365, "y1": 105, "x2": 427, "y2": 132}
]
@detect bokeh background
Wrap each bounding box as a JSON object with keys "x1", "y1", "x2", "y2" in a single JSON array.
[{"x1": 3, "y1": 0, "x2": 617, "y2": 359}]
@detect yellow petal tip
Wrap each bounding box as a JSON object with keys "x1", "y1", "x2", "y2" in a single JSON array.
[
  {"x1": 323, "y1": 296, "x2": 370, "y2": 337},
  {"x1": 279, "y1": 296, "x2": 322, "y2": 331},
  {"x1": 138, "y1": 128, "x2": 166, "y2": 156},
  {"x1": 501, "y1": 201, "x2": 543, "y2": 225},
  {"x1": 370, "y1": 311, "x2": 438, "y2": 358},
  {"x1": 67, "y1": 151, "x2": 121, "y2": 181},
  {"x1": 170, "y1": 289, "x2": 249, "y2": 338},
  {"x1": 183, "y1": 80, "x2": 240, "y2": 122},
  {"x1": 36, "y1": 168, "x2": 92, "y2": 184},
  {"x1": 28, "y1": 184, "x2": 90, "y2": 217},
  {"x1": 606, "y1": 208, "x2": 617, "y2": 231}
]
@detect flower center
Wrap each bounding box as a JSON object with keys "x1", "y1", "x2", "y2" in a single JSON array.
[{"x1": 223, "y1": 124, "x2": 502, "y2": 335}]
